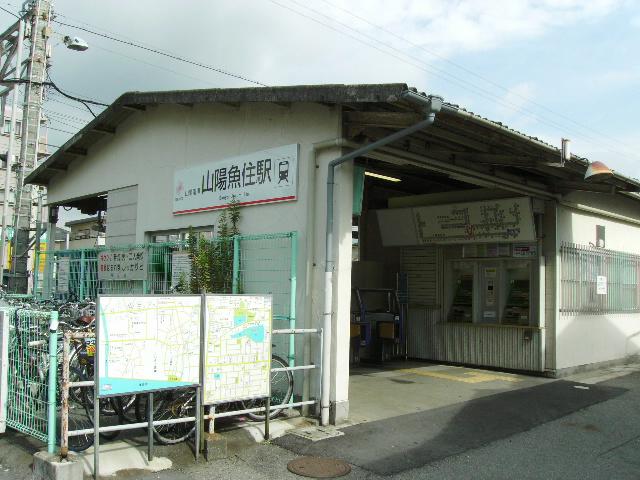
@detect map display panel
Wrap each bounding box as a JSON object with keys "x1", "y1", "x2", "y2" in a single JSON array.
[
  {"x1": 97, "y1": 295, "x2": 201, "y2": 397},
  {"x1": 203, "y1": 295, "x2": 272, "y2": 405}
]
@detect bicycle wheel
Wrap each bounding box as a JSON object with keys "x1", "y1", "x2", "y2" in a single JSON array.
[
  {"x1": 241, "y1": 355, "x2": 293, "y2": 421},
  {"x1": 136, "y1": 390, "x2": 196, "y2": 445}
]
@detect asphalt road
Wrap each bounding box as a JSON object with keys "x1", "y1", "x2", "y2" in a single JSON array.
[{"x1": 1, "y1": 369, "x2": 639, "y2": 479}]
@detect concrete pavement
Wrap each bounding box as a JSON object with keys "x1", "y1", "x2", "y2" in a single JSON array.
[{"x1": 1, "y1": 363, "x2": 638, "y2": 479}]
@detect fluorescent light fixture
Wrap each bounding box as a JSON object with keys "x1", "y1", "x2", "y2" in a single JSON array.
[{"x1": 365, "y1": 171, "x2": 401, "y2": 182}]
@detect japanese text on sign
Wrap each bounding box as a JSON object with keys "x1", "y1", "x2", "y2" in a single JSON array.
[
  {"x1": 57, "y1": 257, "x2": 70, "y2": 293},
  {"x1": 97, "y1": 248, "x2": 148, "y2": 281},
  {"x1": 173, "y1": 144, "x2": 298, "y2": 215}
]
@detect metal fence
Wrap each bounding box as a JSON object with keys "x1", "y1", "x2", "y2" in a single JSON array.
[
  {"x1": 37, "y1": 232, "x2": 298, "y2": 361},
  {"x1": 0, "y1": 306, "x2": 57, "y2": 450},
  {"x1": 560, "y1": 242, "x2": 640, "y2": 314}
]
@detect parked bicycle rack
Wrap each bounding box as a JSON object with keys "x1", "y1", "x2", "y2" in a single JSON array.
[
  {"x1": 205, "y1": 327, "x2": 323, "y2": 440},
  {"x1": 59, "y1": 327, "x2": 323, "y2": 478},
  {"x1": 59, "y1": 331, "x2": 201, "y2": 479}
]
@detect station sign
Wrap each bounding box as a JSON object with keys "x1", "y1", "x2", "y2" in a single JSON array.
[{"x1": 173, "y1": 144, "x2": 298, "y2": 215}]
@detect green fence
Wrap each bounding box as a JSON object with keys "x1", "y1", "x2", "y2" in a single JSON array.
[
  {"x1": 1, "y1": 306, "x2": 57, "y2": 448},
  {"x1": 38, "y1": 231, "x2": 298, "y2": 361}
]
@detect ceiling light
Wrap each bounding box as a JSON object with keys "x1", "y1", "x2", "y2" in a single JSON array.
[{"x1": 365, "y1": 171, "x2": 401, "y2": 182}]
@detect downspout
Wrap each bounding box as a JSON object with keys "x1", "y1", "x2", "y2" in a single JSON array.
[{"x1": 320, "y1": 91, "x2": 443, "y2": 425}]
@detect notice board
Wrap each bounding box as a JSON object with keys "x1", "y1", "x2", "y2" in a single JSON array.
[
  {"x1": 203, "y1": 295, "x2": 272, "y2": 405},
  {"x1": 57, "y1": 257, "x2": 70, "y2": 293},
  {"x1": 97, "y1": 295, "x2": 201, "y2": 397},
  {"x1": 97, "y1": 248, "x2": 148, "y2": 281}
]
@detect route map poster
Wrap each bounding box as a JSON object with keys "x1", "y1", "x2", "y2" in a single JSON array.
[
  {"x1": 203, "y1": 295, "x2": 272, "y2": 405},
  {"x1": 97, "y1": 295, "x2": 202, "y2": 397},
  {"x1": 413, "y1": 197, "x2": 536, "y2": 245}
]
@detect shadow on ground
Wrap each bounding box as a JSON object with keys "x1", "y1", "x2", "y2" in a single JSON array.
[{"x1": 275, "y1": 378, "x2": 628, "y2": 475}]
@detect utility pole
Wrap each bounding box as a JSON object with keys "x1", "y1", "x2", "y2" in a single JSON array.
[
  {"x1": 8, "y1": 0, "x2": 52, "y2": 293},
  {"x1": 0, "y1": 17, "x2": 25, "y2": 288}
]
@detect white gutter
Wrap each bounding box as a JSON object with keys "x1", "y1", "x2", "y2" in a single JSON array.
[{"x1": 320, "y1": 91, "x2": 443, "y2": 425}]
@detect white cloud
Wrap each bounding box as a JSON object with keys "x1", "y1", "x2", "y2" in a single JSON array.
[
  {"x1": 323, "y1": 0, "x2": 624, "y2": 57},
  {"x1": 594, "y1": 68, "x2": 640, "y2": 88}
]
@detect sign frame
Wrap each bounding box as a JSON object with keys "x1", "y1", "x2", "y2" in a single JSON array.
[
  {"x1": 96, "y1": 294, "x2": 203, "y2": 399},
  {"x1": 173, "y1": 144, "x2": 299, "y2": 215},
  {"x1": 97, "y1": 248, "x2": 148, "y2": 281},
  {"x1": 56, "y1": 257, "x2": 70, "y2": 293},
  {"x1": 202, "y1": 293, "x2": 273, "y2": 406}
]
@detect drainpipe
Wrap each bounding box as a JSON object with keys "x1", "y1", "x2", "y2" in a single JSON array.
[{"x1": 320, "y1": 91, "x2": 443, "y2": 425}]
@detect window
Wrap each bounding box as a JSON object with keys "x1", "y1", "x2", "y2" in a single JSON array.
[
  {"x1": 150, "y1": 229, "x2": 213, "y2": 243},
  {"x1": 15, "y1": 121, "x2": 21, "y2": 136},
  {"x1": 3, "y1": 119, "x2": 10, "y2": 135},
  {"x1": 561, "y1": 243, "x2": 640, "y2": 314},
  {"x1": 75, "y1": 228, "x2": 90, "y2": 240}
]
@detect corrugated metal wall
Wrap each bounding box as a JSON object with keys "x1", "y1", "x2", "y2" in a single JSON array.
[
  {"x1": 400, "y1": 246, "x2": 438, "y2": 305},
  {"x1": 403, "y1": 245, "x2": 544, "y2": 372}
]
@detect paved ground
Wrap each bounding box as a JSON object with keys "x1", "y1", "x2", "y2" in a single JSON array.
[{"x1": 1, "y1": 363, "x2": 639, "y2": 479}]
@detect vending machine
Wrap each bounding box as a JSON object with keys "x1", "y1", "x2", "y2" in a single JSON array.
[{"x1": 445, "y1": 248, "x2": 536, "y2": 326}]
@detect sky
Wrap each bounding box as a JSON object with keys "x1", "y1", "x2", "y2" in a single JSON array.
[{"x1": 1, "y1": 0, "x2": 639, "y2": 222}]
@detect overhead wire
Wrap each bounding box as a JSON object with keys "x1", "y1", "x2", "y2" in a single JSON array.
[
  {"x1": 269, "y1": 0, "x2": 639, "y2": 163},
  {"x1": 10, "y1": 1, "x2": 634, "y2": 165},
  {"x1": 47, "y1": 125, "x2": 75, "y2": 135},
  {"x1": 52, "y1": 19, "x2": 269, "y2": 87},
  {"x1": 317, "y1": 0, "x2": 639, "y2": 156},
  {"x1": 0, "y1": 4, "x2": 18, "y2": 19}
]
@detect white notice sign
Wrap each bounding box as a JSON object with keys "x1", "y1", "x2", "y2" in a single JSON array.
[
  {"x1": 171, "y1": 252, "x2": 192, "y2": 288},
  {"x1": 597, "y1": 275, "x2": 607, "y2": 295},
  {"x1": 57, "y1": 257, "x2": 70, "y2": 293},
  {"x1": 173, "y1": 144, "x2": 298, "y2": 215},
  {"x1": 203, "y1": 295, "x2": 272, "y2": 405},
  {"x1": 98, "y1": 248, "x2": 148, "y2": 281}
]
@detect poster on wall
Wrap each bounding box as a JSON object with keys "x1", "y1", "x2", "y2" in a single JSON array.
[
  {"x1": 98, "y1": 248, "x2": 148, "y2": 281},
  {"x1": 57, "y1": 257, "x2": 70, "y2": 293},
  {"x1": 203, "y1": 295, "x2": 272, "y2": 405},
  {"x1": 413, "y1": 197, "x2": 536, "y2": 244},
  {"x1": 173, "y1": 144, "x2": 299, "y2": 215},
  {"x1": 97, "y1": 295, "x2": 201, "y2": 397}
]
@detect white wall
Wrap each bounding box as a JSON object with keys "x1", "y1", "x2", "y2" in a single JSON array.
[
  {"x1": 106, "y1": 185, "x2": 138, "y2": 245},
  {"x1": 556, "y1": 195, "x2": 640, "y2": 370},
  {"x1": 46, "y1": 101, "x2": 355, "y2": 421}
]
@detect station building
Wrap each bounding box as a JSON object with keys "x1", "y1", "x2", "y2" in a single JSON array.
[{"x1": 25, "y1": 83, "x2": 640, "y2": 424}]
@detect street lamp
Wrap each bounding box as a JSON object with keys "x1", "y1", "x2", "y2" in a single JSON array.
[{"x1": 63, "y1": 35, "x2": 88, "y2": 51}]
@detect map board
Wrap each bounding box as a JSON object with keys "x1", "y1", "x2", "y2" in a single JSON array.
[
  {"x1": 97, "y1": 295, "x2": 201, "y2": 397},
  {"x1": 98, "y1": 249, "x2": 148, "y2": 281},
  {"x1": 203, "y1": 295, "x2": 272, "y2": 405}
]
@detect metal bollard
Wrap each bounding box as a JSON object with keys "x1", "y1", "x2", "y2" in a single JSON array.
[{"x1": 47, "y1": 311, "x2": 59, "y2": 454}]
